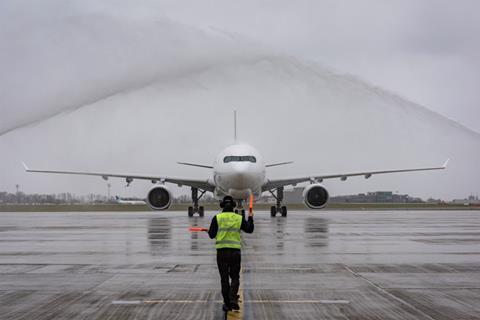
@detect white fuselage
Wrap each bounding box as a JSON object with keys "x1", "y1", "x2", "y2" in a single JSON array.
[{"x1": 212, "y1": 143, "x2": 266, "y2": 201}]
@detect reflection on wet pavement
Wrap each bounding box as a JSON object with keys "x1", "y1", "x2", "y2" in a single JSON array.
[
  {"x1": 147, "y1": 217, "x2": 171, "y2": 254},
  {"x1": 304, "y1": 217, "x2": 329, "y2": 247},
  {"x1": 0, "y1": 210, "x2": 479, "y2": 319},
  {"x1": 272, "y1": 217, "x2": 286, "y2": 251}
]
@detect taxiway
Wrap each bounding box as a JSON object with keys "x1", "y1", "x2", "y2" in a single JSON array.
[{"x1": 0, "y1": 210, "x2": 479, "y2": 319}]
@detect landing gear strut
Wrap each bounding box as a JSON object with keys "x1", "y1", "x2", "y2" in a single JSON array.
[
  {"x1": 234, "y1": 200, "x2": 246, "y2": 220},
  {"x1": 188, "y1": 187, "x2": 206, "y2": 217},
  {"x1": 269, "y1": 187, "x2": 287, "y2": 217}
]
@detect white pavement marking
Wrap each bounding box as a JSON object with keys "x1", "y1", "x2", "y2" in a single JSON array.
[
  {"x1": 111, "y1": 300, "x2": 142, "y2": 305},
  {"x1": 343, "y1": 265, "x2": 438, "y2": 320}
]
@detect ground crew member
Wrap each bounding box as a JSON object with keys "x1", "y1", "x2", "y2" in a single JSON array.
[{"x1": 208, "y1": 195, "x2": 254, "y2": 312}]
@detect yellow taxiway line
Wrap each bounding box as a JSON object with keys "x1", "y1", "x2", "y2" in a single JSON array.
[{"x1": 227, "y1": 266, "x2": 244, "y2": 320}]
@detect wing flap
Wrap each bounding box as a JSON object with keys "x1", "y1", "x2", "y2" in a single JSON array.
[
  {"x1": 262, "y1": 160, "x2": 449, "y2": 191},
  {"x1": 22, "y1": 162, "x2": 215, "y2": 192}
]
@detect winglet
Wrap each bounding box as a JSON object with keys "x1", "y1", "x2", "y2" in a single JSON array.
[
  {"x1": 442, "y1": 159, "x2": 450, "y2": 168},
  {"x1": 21, "y1": 161, "x2": 30, "y2": 171}
]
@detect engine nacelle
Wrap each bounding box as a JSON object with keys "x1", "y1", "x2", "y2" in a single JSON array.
[
  {"x1": 146, "y1": 185, "x2": 172, "y2": 210},
  {"x1": 303, "y1": 184, "x2": 329, "y2": 209}
]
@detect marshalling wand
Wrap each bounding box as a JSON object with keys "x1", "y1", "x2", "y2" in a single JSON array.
[
  {"x1": 249, "y1": 194, "x2": 253, "y2": 215},
  {"x1": 188, "y1": 226, "x2": 208, "y2": 232}
]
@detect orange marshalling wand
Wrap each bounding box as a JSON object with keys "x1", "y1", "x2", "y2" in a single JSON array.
[
  {"x1": 188, "y1": 227, "x2": 208, "y2": 232},
  {"x1": 249, "y1": 194, "x2": 254, "y2": 214}
]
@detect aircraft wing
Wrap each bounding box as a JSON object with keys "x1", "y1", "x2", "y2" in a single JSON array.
[
  {"x1": 262, "y1": 160, "x2": 449, "y2": 191},
  {"x1": 22, "y1": 163, "x2": 215, "y2": 192}
]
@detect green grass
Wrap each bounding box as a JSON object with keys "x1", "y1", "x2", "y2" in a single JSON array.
[{"x1": 0, "y1": 203, "x2": 478, "y2": 212}]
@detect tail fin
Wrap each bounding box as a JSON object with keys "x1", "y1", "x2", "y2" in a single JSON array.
[{"x1": 234, "y1": 110, "x2": 237, "y2": 143}]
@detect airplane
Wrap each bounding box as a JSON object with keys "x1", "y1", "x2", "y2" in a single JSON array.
[
  {"x1": 23, "y1": 112, "x2": 448, "y2": 217},
  {"x1": 114, "y1": 195, "x2": 145, "y2": 205}
]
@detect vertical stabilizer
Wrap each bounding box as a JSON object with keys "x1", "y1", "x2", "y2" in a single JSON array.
[{"x1": 234, "y1": 110, "x2": 237, "y2": 143}]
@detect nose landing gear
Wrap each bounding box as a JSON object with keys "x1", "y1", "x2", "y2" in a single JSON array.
[
  {"x1": 234, "y1": 199, "x2": 246, "y2": 220},
  {"x1": 188, "y1": 187, "x2": 206, "y2": 217},
  {"x1": 269, "y1": 187, "x2": 288, "y2": 217}
]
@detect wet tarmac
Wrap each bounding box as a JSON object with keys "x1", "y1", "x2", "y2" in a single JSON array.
[{"x1": 0, "y1": 210, "x2": 479, "y2": 319}]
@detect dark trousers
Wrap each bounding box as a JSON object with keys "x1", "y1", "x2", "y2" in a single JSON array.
[{"x1": 216, "y1": 248, "x2": 241, "y2": 305}]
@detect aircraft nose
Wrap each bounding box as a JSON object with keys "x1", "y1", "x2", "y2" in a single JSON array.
[
  {"x1": 231, "y1": 162, "x2": 249, "y2": 173},
  {"x1": 230, "y1": 163, "x2": 255, "y2": 185}
]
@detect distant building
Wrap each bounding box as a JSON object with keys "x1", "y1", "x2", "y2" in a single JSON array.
[
  {"x1": 282, "y1": 188, "x2": 423, "y2": 204},
  {"x1": 330, "y1": 191, "x2": 423, "y2": 203},
  {"x1": 468, "y1": 195, "x2": 480, "y2": 203},
  {"x1": 284, "y1": 187, "x2": 304, "y2": 204},
  {"x1": 452, "y1": 195, "x2": 480, "y2": 205},
  {"x1": 258, "y1": 194, "x2": 278, "y2": 204}
]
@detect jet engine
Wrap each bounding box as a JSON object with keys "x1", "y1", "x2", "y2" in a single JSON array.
[
  {"x1": 303, "y1": 184, "x2": 329, "y2": 209},
  {"x1": 146, "y1": 185, "x2": 172, "y2": 210}
]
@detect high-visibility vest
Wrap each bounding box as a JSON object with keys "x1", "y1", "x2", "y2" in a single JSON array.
[{"x1": 215, "y1": 212, "x2": 242, "y2": 249}]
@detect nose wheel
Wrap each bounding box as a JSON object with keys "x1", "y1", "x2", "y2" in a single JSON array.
[
  {"x1": 270, "y1": 206, "x2": 287, "y2": 217},
  {"x1": 188, "y1": 187, "x2": 206, "y2": 217},
  {"x1": 188, "y1": 206, "x2": 204, "y2": 217},
  {"x1": 269, "y1": 187, "x2": 288, "y2": 217}
]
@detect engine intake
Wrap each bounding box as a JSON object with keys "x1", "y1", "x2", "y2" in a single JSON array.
[
  {"x1": 303, "y1": 184, "x2": 329, "y2": 209},
  {"x1": 146, "y1": 185, "x2": 172, "y2": 210}
]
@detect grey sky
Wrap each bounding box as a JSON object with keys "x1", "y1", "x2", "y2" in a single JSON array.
[
  {"x1": 157, "y1": 0, "x2": 480, "y2": 132},
  {"x1": 1, "y1": 0, "x2": 479, "y2": 132}
]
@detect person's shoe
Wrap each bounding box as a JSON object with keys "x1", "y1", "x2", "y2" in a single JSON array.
[
  {"x1": 230, "y1": 302, "x2": 240, "y2": 310},
  {"x1": 222, "y1": 304, "x2": 232, "y2": 312}
]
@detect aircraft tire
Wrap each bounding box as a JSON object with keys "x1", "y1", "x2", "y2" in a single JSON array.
[
  {"x1": 199, "y1": 206, "x2": 205, "y2": 217},
  {"x1": 188, "y1": 206, "x2": 194, "y2": 217},
  {"x1": 270, "y1": 206, "x2": 276, "y2": 217},
  {"x1": 281, "y1": 206, "x2": 287, "y2": 217}
]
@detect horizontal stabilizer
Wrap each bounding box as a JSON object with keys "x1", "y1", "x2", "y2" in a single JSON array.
[
  {"x1": 177, "y1": 162, "x2": 213, "y2": 169},
  {"x1": 266, "y1": 161, "x2": 294, "y2": 168}
]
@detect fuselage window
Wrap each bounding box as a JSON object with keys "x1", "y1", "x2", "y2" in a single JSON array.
[{"x1": 223, "y1": 156, "x2": 257, "y2": 163}]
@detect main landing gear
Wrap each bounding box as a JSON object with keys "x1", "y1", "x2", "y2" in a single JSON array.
[
  {"x1": 269, "y1": 186, "x2": 287, "y2": 217},
  {"x1": 188, "y1": 187, "x2": 206, "y2": 217}
]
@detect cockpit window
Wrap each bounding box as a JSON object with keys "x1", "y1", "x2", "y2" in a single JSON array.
[{"x1": 223, "y1": 156, "x2": 257, "y2": 163}]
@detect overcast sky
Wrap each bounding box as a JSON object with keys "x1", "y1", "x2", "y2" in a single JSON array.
[
  {"x1": 157, "y1": 0, "x2": 480, "y2": 132},
  {"x1": 1, "y1": 0, "x2": 478, "y2": 132}
]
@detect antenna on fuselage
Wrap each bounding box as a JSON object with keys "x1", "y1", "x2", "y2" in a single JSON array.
[{"x1": 234, "y1": 110, "x2": 237, "y2": 143}]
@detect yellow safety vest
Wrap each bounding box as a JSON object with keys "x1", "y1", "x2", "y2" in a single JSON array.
[{"x1": 215, "y1": 212, "x2": 242, "y2": 249}]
